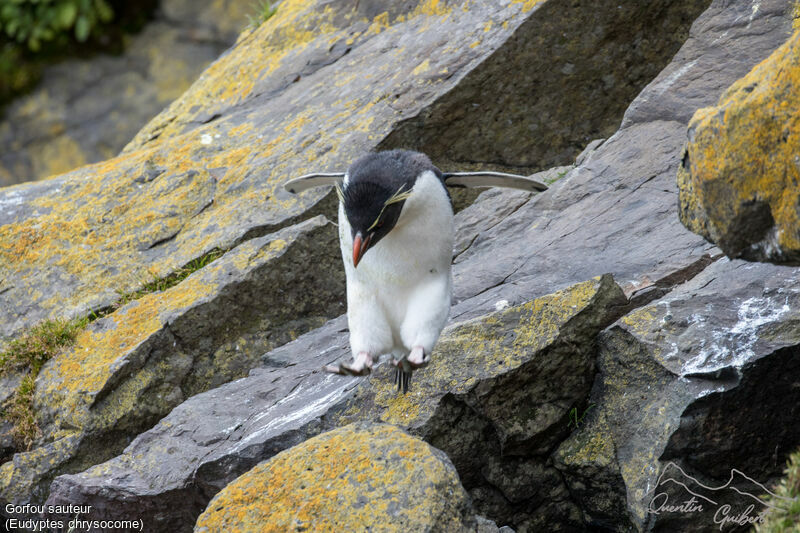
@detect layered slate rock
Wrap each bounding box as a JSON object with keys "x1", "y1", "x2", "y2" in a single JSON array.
[
  {"x1": 449, "y1": 0, "x2": 794, "y2": 322},
  {"x1": 556, "y1": 259, "x2": 800, "y2": 532},
  {"x1": 0, "y1": 0, "x2": 254, "y2": 186},
  {"x1": 1, "y1": 216, "x2": 344, "y2": 505},
  {"x1": 194, "y1": 423, "x2": 478, "y2": 533},
  {"x1": 40, "y1": 1, "x2": 799, "y2": 530},
  {"x1": 0, "y1": 0, "x2": 722, "y2": 511},
  {"x1": 46, "y1": 276, "x2": 626, "y2": 532},
  {"x1": 678, "y1": 31, "x2": 800, "y2": 265}
]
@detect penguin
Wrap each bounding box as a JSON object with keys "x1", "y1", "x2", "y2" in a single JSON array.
[{"x1": 284, "y1": 150, "x2": 547, "y2": 392}]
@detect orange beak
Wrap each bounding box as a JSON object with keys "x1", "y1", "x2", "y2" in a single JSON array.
[{"x1": 352, "y1": 233, "x2": 371, "y2": 267}]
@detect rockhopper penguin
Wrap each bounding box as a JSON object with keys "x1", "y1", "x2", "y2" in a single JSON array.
[{"x1": 284, "y1": 150, "x2": 547, "y2": 393}]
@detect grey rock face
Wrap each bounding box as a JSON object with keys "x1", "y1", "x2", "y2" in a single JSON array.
[
  {"x1": 448, "y1": 0, "x2": 794, "y2": 323},
  {"x1": 556, "y1": 259, "x2": 800, "y2": 532},
  {"x1": 379, "y1": 0, "x2": 713, "y2": 171}
]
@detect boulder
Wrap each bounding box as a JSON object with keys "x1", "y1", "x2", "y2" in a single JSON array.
[
  {"x1": 46, "y1": 276, "x2": 625, "y2": 532},
  {"x1": 194, "y1": 423, "x2": 478, "y2": 533},
  {"x1": 678, "y1": 31, "x2": 800, "y2": 264}
]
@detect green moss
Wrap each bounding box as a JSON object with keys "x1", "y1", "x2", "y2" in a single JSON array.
[
  {"x1": 0, "y1": 317, "x2": 87, "y2": 450},
  {"x1": 112, "y1": 248, "x2": 224, "y2": 310},
  {"x1": 0, "y1": 317, "x2": 88, "y2": 376},
  {"x1": 0, "y1": 1, "x2": 157, "y2": 107},
  {"x1": 757, "y1": 449, "x2": 800, "y2": 532}
]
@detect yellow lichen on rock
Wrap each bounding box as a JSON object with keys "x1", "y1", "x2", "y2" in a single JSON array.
[
  {"x1": 678, "y1": 31, "x2": 800, "y2": 264},
  {"x1": 194, "y1": 423, "x2": 474, "y2": 532}
]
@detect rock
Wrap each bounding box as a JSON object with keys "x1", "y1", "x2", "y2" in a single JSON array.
[
  {"x1": 38, "y1": 0, "x2": 798, "y2": 530},
  {"x1": 45, "y1": 275, "x2": 625, "y2": 532},
  {"x1": 0, "y1": 0, "x2": 704, "y2": 352},
  {"x1": 555, "y1": 258, "x2": 800, "y2": 532},
  {"x1": 376, "y1": 0, "x2": 713, "y2": 170},
  {"x1": 0, "y1": 0, "x2": 723, "y2": 510},
  {"x1": 677, "y1": 31, "x2": 800, "y2": 265},
  {"x1": 194, "y1": 423, "x2": 478, "y2": 533},
  {"x1": 0, "y1": 0, "x2": 254, "y2": 186},
  {"x1": 1, "y1": 216, "x2": 344, "y2": 507}
]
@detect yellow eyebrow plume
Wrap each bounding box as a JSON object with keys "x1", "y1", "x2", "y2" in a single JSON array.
[{"x1": 367, "y1": 184, "x2": 412, "y2": 231}]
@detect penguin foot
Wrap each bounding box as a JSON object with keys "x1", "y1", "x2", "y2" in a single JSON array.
[
  {"x1": 407, "y1": 346, "x2": 430, "y2": 369},
  {"x1": 393, "y1": 358, "x2": 413, "y2": 394},
  {"x1": 324, "y1": 351, "x2": 373, "y2": 376}
]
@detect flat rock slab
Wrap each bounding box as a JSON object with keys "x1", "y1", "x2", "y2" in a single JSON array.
[
  {"x1": 556, "y1": 258, "x2": 800, "y2": 531},
  {"x1": 46, "y1": 276, "x2": 626, "y2": 532},
  {"x1": 194, "y1": 422, "x2": 478, "y2": 533},
  {"x1": 1, "y1": 216, "x2": 344, "y2": 506}
]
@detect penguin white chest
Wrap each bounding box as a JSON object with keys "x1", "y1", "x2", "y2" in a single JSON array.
[{"x1": 339, "y1": 171, "x2": 454, "y2": 356}]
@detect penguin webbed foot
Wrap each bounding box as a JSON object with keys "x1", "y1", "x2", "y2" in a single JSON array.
[
  {"x1": 324, "y1": 351, "x2": 373, "y2": 376},
  {"x1": 407, "y1": 346, "x2": 429, "y2": 369}
]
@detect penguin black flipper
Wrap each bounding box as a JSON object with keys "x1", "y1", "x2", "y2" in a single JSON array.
[
  {"x1": 283, "y1": 173, "x2": 345, "y2": 194},
  {"x1": 283, "y1": 170, "x2": 548, "y2": 195},
  {"x1": 442, "y1": 171, "x2": 548, "y2": 192}
]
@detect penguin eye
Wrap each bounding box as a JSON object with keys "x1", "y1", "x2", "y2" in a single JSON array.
[{"x1": 375, "y1": 219, "x2": 385, "y2": 229}]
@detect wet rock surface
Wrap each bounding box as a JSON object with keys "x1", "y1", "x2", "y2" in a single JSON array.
[{"x1": 556, "y1": 259, "x2": 800, "y2": 532}]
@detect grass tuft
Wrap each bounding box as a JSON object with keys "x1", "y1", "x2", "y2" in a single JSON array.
[
  {"x1": 246, "y1": 1, "x2": 277, "y2": 29},
  {"x1": 0, "y1": 317, "x2": 87, "y2": 450},
  {"x1": 757, "y1": 450, "x2": 800, "y2": 532},
  {"x1": 0, "y1": 317, "x2": 88, "y2": 376},
  {"x1": 114, "y1": 248, "x2": 224, "y2": 308}
]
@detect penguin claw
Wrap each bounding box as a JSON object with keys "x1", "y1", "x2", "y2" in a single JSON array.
[{"x1": 394, "y1": 358, "x2": 412, "y2": 394}]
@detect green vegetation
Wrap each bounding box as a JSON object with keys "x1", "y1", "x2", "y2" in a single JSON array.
[
  {"x1": 0, "y1": 1, "x2": 157, "y2": 106},
  {"x1": 758, "y1": 450, "x2": 800, "y2": 532},
  {"x1": 114, "y1": 248, "x2": 224, "y2": 308},
  {"x1": 246, "y1": 0, "x2": 277, "y2": 29},
  {"x1": 0, "y1": 0, "x2": 114, "y2": 52},
  {"x1": 567, "y1": 403, "x2": 595, "y2": 429},
  {"x1": 0, "y1": 317, "x2": 87, "y2": 450}
]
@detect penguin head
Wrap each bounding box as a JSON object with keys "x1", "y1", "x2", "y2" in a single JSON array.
[{"x1": 338, "y1": 180, "x2": 411, "y2": 267}]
